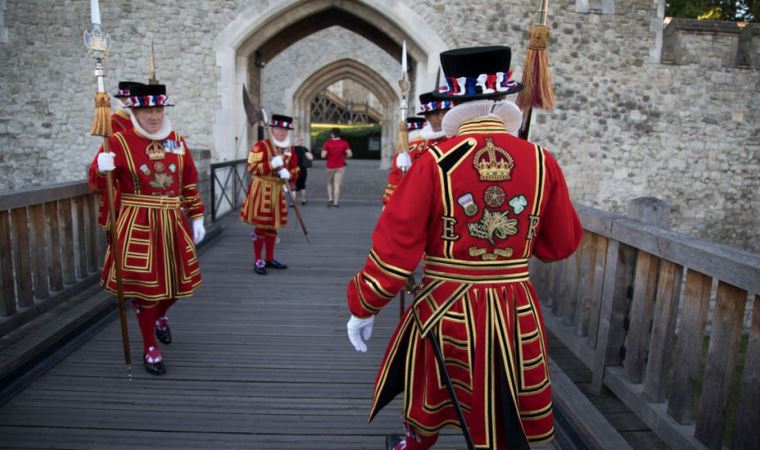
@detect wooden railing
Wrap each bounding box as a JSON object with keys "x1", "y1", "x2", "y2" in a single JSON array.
[
  {"x1": 0, "y1": 182, "x2": 105, "y2": 337},
  {"x1": 531, "y1": 199, "x2": 759, "y2": 449}
]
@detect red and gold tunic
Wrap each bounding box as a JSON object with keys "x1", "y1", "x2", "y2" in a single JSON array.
[
  {"x1": 348, "y1": 116, "x2": 582, "y2": 448},
  {"x1": 381, "y1": 136, "x2": 447, "y2": 205},
  {"x1": 94, "y1": 110, "x2": 135, "y2": 229},
  {"x1": 240, "y1": 140, "x2": 300, "y2": 229},
  {"x1": 88, "y1": 129, "x2": 204, "y2": 301}
]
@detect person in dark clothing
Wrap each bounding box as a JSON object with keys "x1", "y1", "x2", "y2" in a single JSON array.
[{"x1": 292, "y1": 137, "x2": 313, "y2": 205}]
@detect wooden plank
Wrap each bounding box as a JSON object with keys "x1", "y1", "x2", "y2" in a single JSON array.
[
  {"x1": 732, "y1": 295, "x2": 760, "y2": 450},
  {"x1": 591, "y1": 240, "x2": 636, "y2": 392},
  {"x1": 551, "y1": 259, "x2": 565, "y2": 316},
  {"x1": 605, "y1": 366, "x2": 713, "y2": 450},
  {"x1": 624, "y1": 250, "x2": 659, "y2": 384},
  {"x1": 586, "y1": 234, "x2": 608, "y2": 348},
  {"x1": 0, "y1": 181, "x2": 90, "y2": 211},
  {"x1": 643, "y1": 260, "x2": 682, "y2": 402},
  {"x1": 0, "y1": 210, "x2": 16, "y2": 316},
  {"x1": 574, "y1": 231, "x2": 596, "y2": 337},
  {"x1": 73, "y1": 196, "x2": 87, "y2": 279},
  {"x1": 548, "y1": 358, "x2": 633, "y2": 450},
  {"x1": 29, "y1": 203, "x2": 50, "y2": 300},
  {"x1": 58, "y1": 198, "x2": 76, "y2": 285},
  {"x1": 85, "y1": 194, "x2": 98, "y2": 274},
  {"x1": 667, "y1": 269, "x2": 711, "y2": 424},
  {"x1": 11, "y1": 207, "x2": 33, "y2": 308},
  {"x1": 561, "y1": 245, "x2": 580, "y2": 326},
  {"x1": 46, "y1": 201, "x2": 64, "y2": 292},
  {"x1": 695, "y1": 282, "x2": 748, "y2": 449}
]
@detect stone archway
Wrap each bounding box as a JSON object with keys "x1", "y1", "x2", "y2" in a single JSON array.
[
  {"x1": 291, "y1": 59, "x2": 398, "y2": 168},
  {"x1": 213, "y1": 0, "x2": 448, "y2": 162}
]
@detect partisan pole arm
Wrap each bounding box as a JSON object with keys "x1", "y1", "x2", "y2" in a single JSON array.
[{"x1": 84, "y1": 19, "x2": 132, "y2": 370}]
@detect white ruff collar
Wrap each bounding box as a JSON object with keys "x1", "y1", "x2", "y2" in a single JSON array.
[
  {"x1": 441, "y1": 100, "x2": 522, "y2": 137},
  {"x1": 131, "y1": 114, "x2": 173, "y2": 141},
  {"x1": 408, "y1": 129, "x2": 422, "y2": 142},
  {"x1": 271, "y1": 135, "x2": 290, "y2": 148},
  {"x1": 113, "y1": 98, "x2": 133, "y2": 116},
  {"x1": 420, "y1": 124, "x2": 446, "y2": 141}
]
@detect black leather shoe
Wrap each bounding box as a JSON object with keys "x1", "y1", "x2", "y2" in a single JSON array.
[
  {"x1": 265, "y1": 259, "x2": 288, "y2": 269},
  {"x1": 143, "y1": 349, "x2": 166, "y2": 376},
  {"x1": 156, "y1": 324, "x2": 172, "y2": 345}
]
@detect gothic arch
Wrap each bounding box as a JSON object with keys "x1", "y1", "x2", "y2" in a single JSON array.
[
  {"x1": 213, "y1": 0, "x2": 448, "y2": 162},
  {"x1": 291, "y1": 59, "x2": 398, "y2": 165}
]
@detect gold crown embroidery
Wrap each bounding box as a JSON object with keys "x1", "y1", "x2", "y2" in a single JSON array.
[
  {"x1": 146, "y1": 141, "x2": 165, "y2": 160},
  {"x1": 473, "y1": 138, "x2": 513, "y2": 181}
]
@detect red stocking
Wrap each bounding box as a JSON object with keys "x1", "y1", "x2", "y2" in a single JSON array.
[
  {"x1": 265, "y1": 232, "x2": 276, "y2": 262},
  {"x1": 133, "y1": 299, "x2": 160, "y2": 353},
  {"x1": 156, "y1": 298, "x2": 177, "y2": 328},
  {"x1": 400, "y1": 423, "x2": 438, "y2": 450},
  {"x1": 253, "y1": 228, "x2": 266, "y2": 262}
]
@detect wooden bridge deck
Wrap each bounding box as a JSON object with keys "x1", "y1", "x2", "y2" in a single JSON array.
[{"x1": 0, "y1": 184, "x2": 562, "y2": 449}]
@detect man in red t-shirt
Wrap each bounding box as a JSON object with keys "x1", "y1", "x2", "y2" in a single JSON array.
[{"x1": 320, "y1": 127, "x2": 352, "y2": 207}]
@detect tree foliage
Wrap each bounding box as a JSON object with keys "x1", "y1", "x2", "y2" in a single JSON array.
[{"x1": 666, "y1": 0, "x2": 758, "y2": 21}]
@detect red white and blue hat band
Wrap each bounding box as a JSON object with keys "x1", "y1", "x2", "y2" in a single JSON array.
[
  {"x1": 406, "y1": 120, "x2": 425, "y2": 130},
  {"x1": 127, "y1": 95, "x2": 172, "y2": 107},
  {"x1": 270, "y1": 118, "x2": 293, "y2": 129},
  {"x1": 115, "y1": 88, "x2": 131, "y2": 97},
  {"x1": 417, "y1": 99, "x2": 453, "y2": 115},
  {"x1": 443, "y1": 71, "x2": 519, "y2": 97}
]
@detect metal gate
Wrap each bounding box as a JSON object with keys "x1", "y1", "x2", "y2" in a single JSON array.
[{"x1": 210, "y1": 159, "x2": 249, "y2": 221}]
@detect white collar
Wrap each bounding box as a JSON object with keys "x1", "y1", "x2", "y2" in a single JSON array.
[
  {"x1": 131, "y1": 114, "x2": 173, "y2": 141},
  {"x1": 113, "y1": 97, "x2": 132, "y2": 116},
  {"x1": 441, "y1": 100, "x2": 522, "y2": 137},
  {"x1": 420, "y1": 124, "x2": 446, "y2": 141},
  {"x1": 271, "y1": 135, "x2": 290, "y2": 148},
  {"x1": 408, "y1": 129, "x2": 422, "y2": 142}
]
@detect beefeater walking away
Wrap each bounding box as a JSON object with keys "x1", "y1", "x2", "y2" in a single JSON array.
[{"x1": 346, "y1": 46, "x2": 582, "y2": 450}]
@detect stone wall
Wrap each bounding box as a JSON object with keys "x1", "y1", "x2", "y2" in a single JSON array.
[{"x1": 0, "y1": 0, "x2": 758, "y2": 252}]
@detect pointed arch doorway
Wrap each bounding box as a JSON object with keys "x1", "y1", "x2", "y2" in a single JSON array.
[
  {"x1": 213, "y1": 0, "x2": 448, "y2": 167},
  {"x1": 293, "y1": 59, "x2": 397, "y2": 167}
]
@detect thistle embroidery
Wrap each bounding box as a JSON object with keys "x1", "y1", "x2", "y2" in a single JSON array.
[{"x1": 467, "y1": 209, "x2": 518, "y2": 245}]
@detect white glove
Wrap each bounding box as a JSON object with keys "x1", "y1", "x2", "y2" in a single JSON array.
[
  {"x1": 278, "y1": 168, "x2": 291, "y2": 181},
  {"x1": 192, "y1": 219, "x2": 205, "y2": 244},
  {"x1": 396, "y1": 151, "x2": 412, "y2": 172},
  {"x1": 271, "y1": 155, "x2": 284, "y2": 169},
  {"x1": 97, "y1": 152, "x2": 116, "y2": 172},
  {"x1": 347, "y1": 315, "x2": 375, "y2": 352}
]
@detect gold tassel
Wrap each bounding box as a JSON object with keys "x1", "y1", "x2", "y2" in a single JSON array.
[
  {"x1": 90, "y1": 91, "x2": 113, "y2": 137},
  {"x1": 517, "y1": 24, "x2": 555, "y2": 111},
  {"x1": 395, "y1": 120, "x2": 409, "y2": 154}
]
